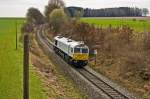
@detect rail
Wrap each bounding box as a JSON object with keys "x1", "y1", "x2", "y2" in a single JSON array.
[
  {"x1": 77, "y1": 68, "x2": 129, "y2": 99},
  {"x1": 36, "y1": 28, "x2": 136, "y2": 99}
]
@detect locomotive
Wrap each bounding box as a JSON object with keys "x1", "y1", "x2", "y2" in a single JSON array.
[{"x1": 53, "y1": 36, "x2": 89, "y2": 67}]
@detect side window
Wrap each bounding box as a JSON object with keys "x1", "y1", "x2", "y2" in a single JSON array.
[
  {"x1": 71, "y1": 48, "x2": 73, "y2": 53},
  {"x1": 55, "y1": 40, "x2": 57, "y2": 46}
]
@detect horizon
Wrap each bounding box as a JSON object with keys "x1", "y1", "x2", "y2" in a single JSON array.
[
  {"x1": 0, "y1": 6, "x2": 149, "y2": 18},
  {"x1": 0, "y1": 0, "x2": 150, "y2": 17}
]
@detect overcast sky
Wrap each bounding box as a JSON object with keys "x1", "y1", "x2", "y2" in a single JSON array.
[{"x1": 0, "y1": 0, "x2": 150, "y2": 17}]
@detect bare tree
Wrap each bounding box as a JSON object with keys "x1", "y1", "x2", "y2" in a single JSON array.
[
  {"x1": 44, "y1": 0, "x2": 65, "y2": 20},
  {"x1": 21, "y1": 23, "x2": 33, "y2": 34},
  {"x1": 49, "y1": 8, "x2": 68, "y2": 35},
  {"x1": 142, "y1": 8, "x2": 149, "y2": 16},
  {"x1": 26, "y1": 7, "x2": 45, "y2": 26}
]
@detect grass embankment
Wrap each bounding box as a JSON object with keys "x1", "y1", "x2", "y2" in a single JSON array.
[
  {"x1": 0, "y1": 18, "x2": 46, "y2": 99},
  {"x1": 81, "y1": 17, "x2": 150, "y2": 32},
  {"x1": 30, "y1": 34, "x2": 86, "y2": 99}
]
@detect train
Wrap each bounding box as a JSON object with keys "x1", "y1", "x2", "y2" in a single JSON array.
[{"x1": 53, "y1": 36, "x2": 89, "y2": 67}]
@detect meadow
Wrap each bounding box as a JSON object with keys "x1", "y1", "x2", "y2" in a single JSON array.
[
  {"x1": 81, "y1": 17, "x2": 150, "y2": 32},
  {"x1": 0, "y1": 18, "x2": 46, "y2": 99}
]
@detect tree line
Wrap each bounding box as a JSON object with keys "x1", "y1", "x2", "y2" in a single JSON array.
[{"x1": 66, "y1": 7, "x2": 149, "y2": 17}]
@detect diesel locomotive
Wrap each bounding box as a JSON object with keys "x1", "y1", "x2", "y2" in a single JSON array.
[{"x1": 53, "y1": 36, "x2": 89, "y2": 67}]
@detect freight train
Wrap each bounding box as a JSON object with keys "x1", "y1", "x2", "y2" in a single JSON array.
[{"x1": 53, "y1": 36, "x2": 89, "y2": 67}]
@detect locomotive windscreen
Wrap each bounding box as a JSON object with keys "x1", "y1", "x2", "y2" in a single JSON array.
[
  {"x1": 82, "y1": 48, "x2": 88, "y2": 53},
  {"x1": 74, "y1": 47, "x2": 88, "y2": 53},
  {"x1": 74, "y1": 48, "x2": 80, "y2": 53}
]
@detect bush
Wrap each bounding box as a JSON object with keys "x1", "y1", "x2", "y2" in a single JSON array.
[
  {"x1": 49, "y1": 8, "x2": 68, "y2": 35},
  {"x1": 142, "y1": 31, "x2": 150, "y2": 51}
]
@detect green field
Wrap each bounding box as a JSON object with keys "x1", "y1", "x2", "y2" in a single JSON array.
[
  {"x1": 81, "y1": 17, "x2": 150, "y2": 32},
  {"x1": 0, "y1": 18, "x2": 46, "y2": 99}
]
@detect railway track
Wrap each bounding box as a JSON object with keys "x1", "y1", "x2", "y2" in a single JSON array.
[
  {"x1": 77, "y1": 68, "x2": 129, "y2": 99},
  {"x1": 37, "y1": 28, "x2": 136, "y2": 99}
]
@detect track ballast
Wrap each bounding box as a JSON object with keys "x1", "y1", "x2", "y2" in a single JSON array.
[
  {"x1": 37, "y1": 28, "x2": 136, "y2": 99},
  {"x1": 78, "y1": 68, "x2": 129, "y2": 99}
]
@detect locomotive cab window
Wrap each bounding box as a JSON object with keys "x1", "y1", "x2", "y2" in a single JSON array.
[
  {"x1": 55, "y1": 40, "x2": 58, "y2": 46},
  {"x1": 74, "y1": 48, "x2": 80, "y2": 53},
  {"x1": 71, "y1": 48, "x2": 73, "y2": 53},
  {"x1": 82, "y1": 48, "x2": 88, "y2": 53}
]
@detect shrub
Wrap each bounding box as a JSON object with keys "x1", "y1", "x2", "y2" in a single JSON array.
[{"x1": 142, "y1": 31, "x2": 150, "y2": 51}]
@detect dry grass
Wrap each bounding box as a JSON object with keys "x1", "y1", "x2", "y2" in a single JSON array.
[
  {"x1": 46, "y1": 18, "x2": 150, "y2": 98},
  {"x1": 30, "y1": 36, "x2": 86, "y2": 99}
]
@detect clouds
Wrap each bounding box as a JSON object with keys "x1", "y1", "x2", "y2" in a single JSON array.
[
  {"x1": 0, "y1": 0, "x2": 150, "y2": 17},
  {"x1": 0, "y1": 0, "x2": 47, "y2": 5},
  {"x1": 0, "y1": 0, "x2": 49, "y2": 17},
  {"x1": 64, "y1": 0, "x2": 150, "y2": 9}
]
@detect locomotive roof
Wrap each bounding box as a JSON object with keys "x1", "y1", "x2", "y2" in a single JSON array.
[{"x1": 54, "y1": 36, "x2": 86, "y2": 48}]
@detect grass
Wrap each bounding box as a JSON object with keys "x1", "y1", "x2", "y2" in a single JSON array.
[
  {"x1": 31, "y1": 36, "x2": 86, "y2": 99},
  {"x1": 81, "y1": 17, "x2": 150, "y2": 32},
  {"x1": 0, "y1": 18, "x2": 46, "y2": 99}
]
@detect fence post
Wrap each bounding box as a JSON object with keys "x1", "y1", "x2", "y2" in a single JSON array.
[
  {"x1": 23, "y1": 34, "x2": 29, "y2": 99},
  {"x1": 15, "y1": 20, "x2": 18, "y2": 50},
  {"x1": 94, "y1": 49, "x2": 97, "y2": 66}
]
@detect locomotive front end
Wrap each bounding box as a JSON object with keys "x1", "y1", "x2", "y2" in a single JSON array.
[
  {"x1": 72, "y1": 44, "x2": 89, "y2": 67},
  {"x1": 73, "y1": 47, "x2": 89, "y2": 60}
]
